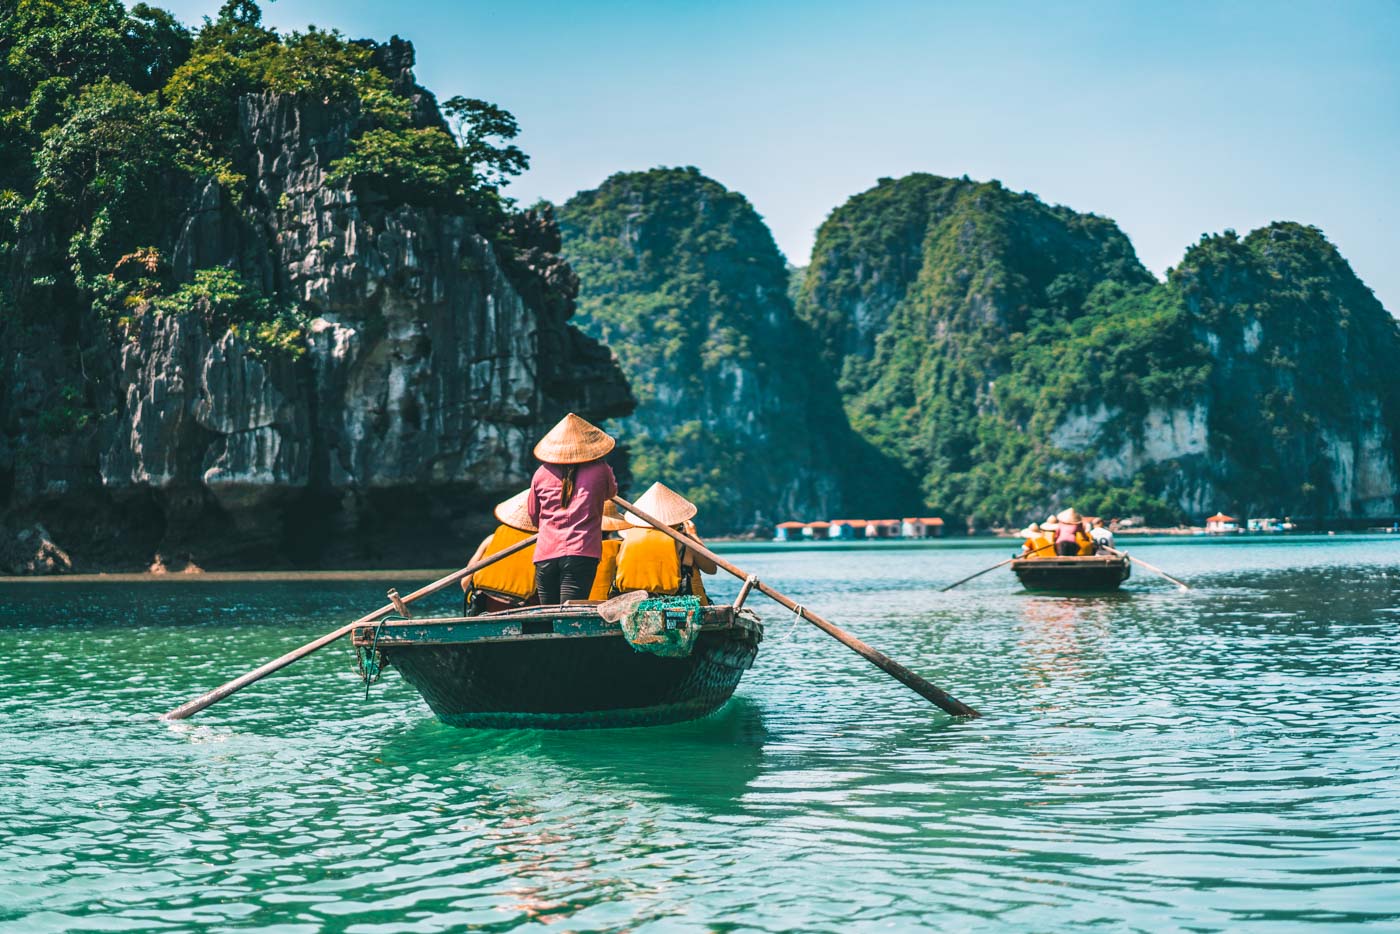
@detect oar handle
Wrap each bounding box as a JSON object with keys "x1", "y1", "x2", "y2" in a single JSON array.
[
  {"x1": 161, "y1": 533, "x2": 539, "y2": 721},
  {"x1": 612, "y1": 496, "x2": 979, "y2": 718}
]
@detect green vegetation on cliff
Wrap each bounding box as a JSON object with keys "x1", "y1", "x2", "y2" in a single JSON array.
[
  {"x1": 0, "y1": 0, "x2": 544, "y2": 492},
  {"x1": 557, "y1": 167, "x2": 913, "y2": 531},
  {"x1": 0, "y1": 0, "x2": 527, "y2": 342},
  {"x1": 798, "y1": 174, "x2": 1400, "y2": 525},
  {"x1": 1168, "y1": 223, "x2": 1400, "y2": 517}
]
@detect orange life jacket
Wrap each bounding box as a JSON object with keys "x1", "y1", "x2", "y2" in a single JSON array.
[
  {"x1": 587, "y1": 539, "x2": 622, "y2": 601},
  {"x1": 471, "y1": 525, "x2": 537, "y2": 601},
  {"x1": 614, "y1": 528, "x2": 711, "y2": 602},
  {"x1": 615, "y1": 528, "x2": 681, "y2": 594}
]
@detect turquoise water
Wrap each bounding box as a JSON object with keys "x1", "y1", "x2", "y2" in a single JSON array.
[{"x1": 3, "y1": 535, "x2": 1399, "y2": 931}]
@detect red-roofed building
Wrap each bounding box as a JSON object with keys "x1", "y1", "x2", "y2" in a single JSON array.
[
  {"x1": 774, "y1": 521, "x2": 805, "y2": 542},
  {"x1": 866, "y1": 519, "x2": 902, "y2": 539},
  {"x1": 1206, "y1": 512, "x2": 1238, "y2": 533},
  {"x1": 829, "y1": 519, "x2": 868, "y2": 540},
  {"x1": 901, "y1": 517, "x2": 945, "y2": 538}
]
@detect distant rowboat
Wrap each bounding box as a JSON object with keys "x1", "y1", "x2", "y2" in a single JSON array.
[
  {"x1": 1010, "y1": 554, "x2": 1131, "y2": 592},
  {"x1": 350, "y1": 602, "x2": 763, "y2": 729}
]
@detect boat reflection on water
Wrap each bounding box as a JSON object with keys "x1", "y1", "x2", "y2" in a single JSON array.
[
  {"x1": 1017, "y1": 598, "x2": 1084, "y2": 697},
  {"x1": 1014, "y1": 595, "x2": 1127, "y2": 700},
  {"x1": 368, "y1": 698, "x2": 768, "y2": 926},
  {"x1": 531, "y1": 696, "x2": 769, "y2": 798},
  {"x1": 375, "y1": 695, "x2": 769, "y2": 807}
]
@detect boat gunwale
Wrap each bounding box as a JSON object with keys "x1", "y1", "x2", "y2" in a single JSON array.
[
  {"x1": 351, "y1": 603, "x2": 762, "y2": 647},
  {"x1": 1009, "y1": 555, "x2": 1130, "y2": 569}
]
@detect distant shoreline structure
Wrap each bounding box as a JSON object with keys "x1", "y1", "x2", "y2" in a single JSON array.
[
  {"x1": 762, "y1": 514, "x2": 1400, "y2": 541},
  {"x1": 773, "y1": 518, "x2": 945, "y2": 542}
]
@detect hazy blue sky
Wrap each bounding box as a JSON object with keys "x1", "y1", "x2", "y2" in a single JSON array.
[{"x1": 159, "y1": 0, "x2": 1399, "y2": 311}]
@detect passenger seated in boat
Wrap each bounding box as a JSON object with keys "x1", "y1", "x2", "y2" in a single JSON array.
[
  {"x1": 587, "y1": 503, "x2": 632, "y2": 601},
  {"x1": 1089, "y1": 518, "x2": 1115, "y2": 553},
  {"x1": 461, "y1": 490, "x2": 539, "y2": 615},
  {"x1": 614, "y1": 482, "x2": 717, "y2": 605},
  {"x1": 528, "y1": 413, "x2": 618, "y2": 606},
  {"x1": 1018, "y1": 522, "x2": 1053, "y2": 558},
  {"x1": 1075, "y1": 519, "x2": 1095, "y2": 556}
]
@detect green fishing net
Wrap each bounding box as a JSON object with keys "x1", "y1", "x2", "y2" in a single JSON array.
[{"x1": 622, "y1": 595, "x2": 702, "y2": 657}]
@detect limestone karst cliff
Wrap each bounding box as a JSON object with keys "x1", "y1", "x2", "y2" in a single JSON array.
[
  {"x1": 796, "y1": 174, "x2": 1400, "y2": 525},
  {"x1": 0, "y1": 7, "x2": 630, "y2": 571},
  {"x1": 556, "y1": 167, "x2": 914, "y2": 533}
]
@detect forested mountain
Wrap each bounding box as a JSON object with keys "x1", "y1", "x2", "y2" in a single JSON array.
[
  {"x1": 556, "y1": 168, "x2": 912, "y2": 532},
  {"x1": 796, "y1": 174, "x2": 1400, "y2": 526},
  {"x1": 0, "y1": 0, "x2": 630, "y2": 571}
]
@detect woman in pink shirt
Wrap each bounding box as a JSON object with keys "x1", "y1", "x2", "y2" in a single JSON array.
[
  {"x1": 527, "y1": 413, "x2": 618, "y2": 605},
  {"x1": 1054, "y1": 508, "x2": 1084, "y2": 556}
]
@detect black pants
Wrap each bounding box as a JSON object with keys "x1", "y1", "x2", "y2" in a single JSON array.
[
  {"x1": 1055, "y1": 541, "x2": 1079, "y2": 556},
  {"x1": 535, "y1": 556, "x2": 599, "y2": 605}
]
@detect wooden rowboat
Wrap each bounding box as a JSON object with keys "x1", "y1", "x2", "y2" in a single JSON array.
[
  {"x1": 351, "y1": 602, "x2": 763, "y2": 729},
  {"x1": 1011, "y1": 554, "x2": 1131, "y2": 592}
]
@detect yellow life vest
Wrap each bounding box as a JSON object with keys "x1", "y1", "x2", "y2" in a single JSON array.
[
  {"x1": 1076, "y1": 531, "x2": 1094, "y2": 556},
  {"x1": 471, "y1": 525, "x2": 537, "y2": 600},
  {"x1": 614, "y1": 528, "x2": 682, "y2": 594},
  {"x1": 1028, "y1": 534, "x2": 1053, "y2": 558},
  {"x1": 588, "y1": 539, "x2": 622, "y2": 602}
]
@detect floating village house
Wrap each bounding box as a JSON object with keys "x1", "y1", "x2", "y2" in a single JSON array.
[
  {"x1": 901, "y1": 517, "x2": 945, "y2": 538},
  {"x1": 829, "y1": 519, "x2": 867, "y2": 540},
  {"x1": 1206, "y1": 512, "x2": 1239, "y2": 533},
  {"x1": 866, "y1": 519, "x2": 902, "y2": 539},
  {"x1": 774, "y1": 521, "x2": 805, "y2": 542},
  {"x1": 774, "y1": 517, "x2": 944, "y2": 540}
]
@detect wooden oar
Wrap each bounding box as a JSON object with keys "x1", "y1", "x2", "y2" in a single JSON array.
[
  {"x1": 1107, "y1": 547, "x2": 1190, "y2": 590},
  {"x1": 941, "y1": 540, "x2": 1056, "y2": 592},
  {"x1": 161, "y1": 534, "x2": 539, "y2": 721},
  {"x1": 613, "y1": 496, "x2": 979, "y2": 718}
]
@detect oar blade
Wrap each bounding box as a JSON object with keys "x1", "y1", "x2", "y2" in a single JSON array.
[{"x1": 597, "y1": 590, "x2": 649, "y2": 623}]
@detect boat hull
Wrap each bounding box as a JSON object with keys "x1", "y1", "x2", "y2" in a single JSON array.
[
  {"x1": 352, "y1": 605, "x2": 762, "y2": 729},
  {"x1": 1011, "y1": 555, "x2": 1131, "y2": 592}
]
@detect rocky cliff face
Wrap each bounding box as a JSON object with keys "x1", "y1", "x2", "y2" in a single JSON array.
[
  {"x1": 1063, "y1": 224, "x2": 1400, "y2": 519},
  {"x1": 556, "y1": 168, "x2": 910, "y2": 533},
  {"x1": 0, "y1": 40, "x2": 631, "y2": 571},
  {"x1": 798, "y1": 175, "x2": 1400, "y2": 525}
]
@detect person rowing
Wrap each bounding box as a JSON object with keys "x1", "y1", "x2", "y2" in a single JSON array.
[
  {"x1": 614, "y1": 482, "x2": 717, "y2": 604},
  {"x1": 1053, "y1": 508, "x2": 1090, "y2": 556},
  {"x1": 1089, "y1": 517, "x2": 1115, "y2": 552},
  {"x1": 586, "y1": 502, "x2": 634, "y2": 601},
  {"x1": 527, "y1": 413, "x2": 618, "y2": 606}
]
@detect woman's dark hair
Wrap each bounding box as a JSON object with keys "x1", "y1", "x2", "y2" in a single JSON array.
[{"x1": 560, "y1": 465, "x2": 579, "y2": 507}]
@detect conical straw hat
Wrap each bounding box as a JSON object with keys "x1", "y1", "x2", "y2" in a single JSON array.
[
  {"x1": 533, "y1": 413, "x2": 615, "y2": 465},
  {"x1": 1057, "y1": 508, "x2": 1083, "y2": 524},
  {"x1": 1017, "y1": 522, "x2": 1042, "y2": 537},
  {"x1": 493, "y1": 489, "x2": 538, "y2": 533},
  {"x1": 601, "y1": 500, "x2": 632, "y2": 532},
  {"x1": 625, "y1": 481, "x2": 697, "y2": 528}
]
